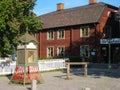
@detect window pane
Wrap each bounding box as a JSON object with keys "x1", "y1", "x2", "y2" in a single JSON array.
[
  {"x1": 80, "y1": 45, "x2": 89, "y2": 57},
  {"x1": 47, "y1": 47, "x2": 54, "y2": 57},
  {"x1": 57, "y1": 46, "x2": 65, "y2": 57},
  {"x1": 58, "y1": 30, "x2": 65, "y2": 39},
  {"x1": 80, "y1": 27, "x2": 89, "y2": 37},
  {"x1": 47, "y1": 31, "x2": 54, "y2": 40}
]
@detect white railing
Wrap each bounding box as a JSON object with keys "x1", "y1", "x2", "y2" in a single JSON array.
[{"x1": 0, "y1": 59, "x2": 67, "y2": 75}]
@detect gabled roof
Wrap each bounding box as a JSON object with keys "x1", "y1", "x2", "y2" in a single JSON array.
[
  {"x1": 39, "y1": 2, "x2": 117, "y2": 29},
  {"x1": 18, "y1": 33, "x2": 37, "y2": 43}
]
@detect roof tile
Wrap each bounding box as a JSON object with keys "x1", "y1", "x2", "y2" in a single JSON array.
[{"x1": 39, "y1": 3, "x2": 107, "y2": 29}]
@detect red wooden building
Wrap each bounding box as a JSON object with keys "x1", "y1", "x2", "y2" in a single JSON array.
[{"x1": 37, "y1": 0, "x2": 120, "y2": 63}]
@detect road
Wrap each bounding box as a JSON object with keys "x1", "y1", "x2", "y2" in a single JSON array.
[{"x1": 0, "y1": 68, "x2": 120, "y2": 90}]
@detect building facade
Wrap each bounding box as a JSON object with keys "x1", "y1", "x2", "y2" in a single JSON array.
[{"x1": 37, "y1": 0, "x2": 120, "y2": 63}]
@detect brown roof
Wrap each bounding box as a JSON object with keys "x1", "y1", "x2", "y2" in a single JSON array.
[{"x1": 39, "y1": 3, "x2": 110, "y2": 29}]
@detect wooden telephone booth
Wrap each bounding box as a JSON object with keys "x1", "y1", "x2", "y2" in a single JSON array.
[{"x1": 10, "y1": 33, "x2": 42, "y2": 85}]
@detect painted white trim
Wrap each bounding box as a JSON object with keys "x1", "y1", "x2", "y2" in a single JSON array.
[{"x1": 26, "y1": 42, "x2": 36, "y2": 49}]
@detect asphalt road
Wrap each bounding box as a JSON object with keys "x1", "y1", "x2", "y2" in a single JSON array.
[{"x1": 0, "y1": 68, "x2": 120, "y2": 90}]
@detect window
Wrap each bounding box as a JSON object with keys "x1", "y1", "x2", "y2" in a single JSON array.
[
  {"x1": 57, "y1": 46, "x2": 65, "y2": 57},
  {"x1": 80, "y1": 27, "x2": 90, "y2": 37},
  {"x1": 80, "y1": 45, "x2": 89, "y2": 57},
  {"x1": 47, "y1": 31, "x2": 54, "y2": 40},
  {"x1": 47, "y1": 47, "x2": 54, "y2": 58},
  {"x1": 57, "y1": 29, "x2": 65, "y2": 39}
]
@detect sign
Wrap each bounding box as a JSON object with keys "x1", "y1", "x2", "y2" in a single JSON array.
[
  {"x1": 26, "y1": 42, "x2": 36, "y2": 49},
  {"x1": 17, "y1": 50, "x2": 25, "y2": 64},
  {"x1": 100, "y1": 38, "x2": 120, "y2": 44},
  {"x1": 17, "y1": 45, "x2": 25, "y2": 49},
  {"x1": 27, "y1": 50, "x2": 36, "y2": 63},
  {"x1": 11, "y1": 66, "x2": 41, "y2": 83}
]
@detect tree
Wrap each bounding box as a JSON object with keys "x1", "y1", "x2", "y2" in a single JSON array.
[{"x1": 0, "y1": 0, "x2": 42, "y2": 57}]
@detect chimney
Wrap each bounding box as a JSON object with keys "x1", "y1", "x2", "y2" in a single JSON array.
[
  {"x1": 57, "y1": 3, "x2": 64, "y2": 11},
  {"x1": 89, "y1": 0, "x2": 98, "y2": 4}
]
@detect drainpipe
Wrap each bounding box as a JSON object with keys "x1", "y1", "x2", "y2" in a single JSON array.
[
  {"x1": 70, "y1": 28, "x2": 72, "y2": 56},
  {"x1": 93, "y1": 23, "x2": 98, "y2": 62}
]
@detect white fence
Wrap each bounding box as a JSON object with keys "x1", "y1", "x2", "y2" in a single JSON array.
[
  {"x1": 0, "y1": 59, "x2": 67, "y2": 75},
  {"x1": 38, "y1": 59, "x2": 66, "y2": 71}
]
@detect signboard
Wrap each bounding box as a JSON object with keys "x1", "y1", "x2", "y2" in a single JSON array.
[
  {"x1": 100, "y1": 38, "x2": 120, "y2": 44},
  {"x1": 12, "y1": 66, "x2": 41, "y2": 83},
  {"x1": 17, "y1": 45, "x2": 25, "y2": 49},
  {"x1": 27, "y1": 50, "x2": 36, "y2": 63},
  {"x1": 17, "y1": 50, "x2": 25, "y2": 64},
  {"x1": 26, "y1": 42, "x2": 36, "y2": 49}
]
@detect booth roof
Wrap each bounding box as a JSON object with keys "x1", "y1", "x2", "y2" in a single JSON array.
[{"x1": 18, "y1": 33, "x2": 37, "y2": 43}]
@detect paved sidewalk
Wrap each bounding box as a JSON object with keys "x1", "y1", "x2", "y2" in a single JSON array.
[{"x1": 0, "y1": 68, "x2": 120, "y2": 90}]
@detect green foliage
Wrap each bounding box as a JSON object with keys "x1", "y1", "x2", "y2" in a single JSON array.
[{"x1": 0, "y1": 0, "x2": 42, "y2": 57}]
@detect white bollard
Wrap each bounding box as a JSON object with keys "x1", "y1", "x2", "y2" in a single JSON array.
[
  {"x1": 31, "y1": 79, "x2": 37, "y2": 90},
  {"x1": 82, "y1": 88, "x2": 90, "y2": 90}
]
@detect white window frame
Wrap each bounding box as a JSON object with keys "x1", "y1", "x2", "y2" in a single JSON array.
[
  {"x1": 80, "y1": 26, "x2": 90, "y2": 38},
  {"x1": 57, "y1": 46, "x2": 65, "y2": 57},
  {"x1": 80, "y1": 45, "x2": 90, "y2": 57},
  {"x1": 57, "y1": 29, "x2": 65, "y2": 39},
  {"x1": 47, "y1": 30, "x2": 54, "y2": 40},
  {"x1": 47, "y1": 46, "x2": 54, "y2": 58}
]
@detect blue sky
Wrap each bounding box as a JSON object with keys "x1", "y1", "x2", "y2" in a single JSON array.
[{"x1": 33, "y1": 0, "x2": 120, "y2": 16}]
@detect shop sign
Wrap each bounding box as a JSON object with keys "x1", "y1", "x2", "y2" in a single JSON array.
[{"x1": 100, "y1": 38, "x2": 120, "y2": 44}]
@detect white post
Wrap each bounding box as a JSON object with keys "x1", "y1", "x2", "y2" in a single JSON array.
[
  {"x1": 2, "y1": 68, "x2": 5, "y2": 75},
  {"x1": 31, "y1": 79, "x2": 37, "y2": 90}
]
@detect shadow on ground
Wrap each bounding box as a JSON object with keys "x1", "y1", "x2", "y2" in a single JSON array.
[
  {"x1": 61, "y1": 68, "x2": 120, "y2": 79},
  {"x1": 27, "y1": 87, "x2": 31, "y2": 90},
  {"x1": 6, "y1": 74, "x2": 12, "y2": 80}
]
